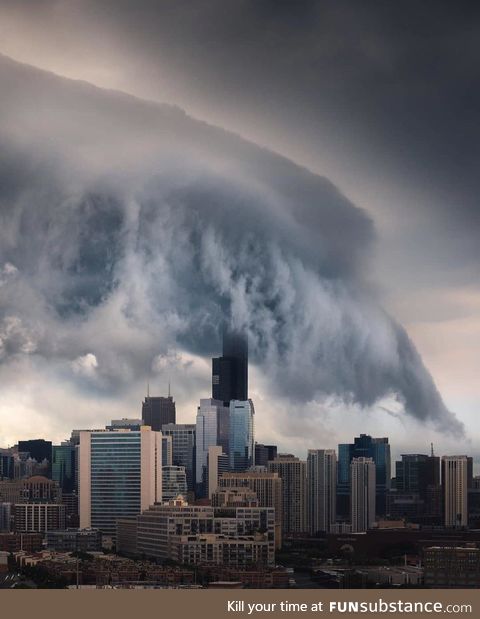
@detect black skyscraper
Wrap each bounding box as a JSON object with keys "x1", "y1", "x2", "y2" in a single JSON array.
[
  {"x1": 142, "y1": 394, "x2": 176, "y2": 431},
  {"x1": 212, "y1": 329, "x2": 248, "y2": 404}
]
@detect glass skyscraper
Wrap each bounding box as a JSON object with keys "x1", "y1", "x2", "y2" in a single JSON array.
[
  {"x1": 337, "y1": 434, "x2": 391, "y2": 517},
  {"x1": 79, "y1": 427, "x2": 162, "y2": 537},
  {"x1": 161, "y1": 423, "x2": 196, "y2": 492},
  {"x1": 212, "y1": 329, "x2": 248, "y2": 404},
  {"x1": 52, "y1": 442, "x2": 76, "y2": 493},
  {"x1": 229, "y1": 399, "x2": 255, "y2": 471},
  {"x1": 195, "y1": 398, "x2": 229, "y2": 496}
]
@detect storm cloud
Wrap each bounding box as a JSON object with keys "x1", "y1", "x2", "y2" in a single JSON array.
[{"x1": 0, "y1": 54, "x2": 463, "y2": 437}]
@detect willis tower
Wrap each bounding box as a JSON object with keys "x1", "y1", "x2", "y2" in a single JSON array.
[{"x1": 212, "y1": 329, "x2": 248, "y2": 404}]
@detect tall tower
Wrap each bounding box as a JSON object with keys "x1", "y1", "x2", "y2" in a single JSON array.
[
  {"x1": 307, "y1": 449, "x2": 337, "y2": 534},
  {"x1": 442, "y1": 455, "x2": 471, "y2": 528},
  {"x1": 79, "y1": 427, "x2": 162, "y2": 537},
  {"x1": 268, "y1": 454, "x2": 307, "y2": 535},
  {"x1": 195, "y1": 398, "x2": 230, "y2": 496},
  {"x1": 350, "y1": 457, "x2": 376, "y2": 533},
  {"x1": 212, "y1": 328, "x2": 248, "y2": 404},
  {"x1": 142, "y1": 393, "x2": 176, "y2": 431},
  {"x1": 229, "y1": 399, "x2": 255, "y2": 471}
]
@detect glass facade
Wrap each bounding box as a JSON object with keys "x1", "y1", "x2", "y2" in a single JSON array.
[
  {"x1": 195, "y1": 399, "x2": 229, "y2": 494},
  {"x1": 229, "y1": 400, "x2": 255, "y2": 471},
  {"x1": 161, "y1": 423, "x2": 196, "y2": 492},
  {"x1": 90, "y1": 432, "x2": 142, "y2": 537},
  {"x1": 52, "y1": 443, "x2": 76, "y2": 493}
]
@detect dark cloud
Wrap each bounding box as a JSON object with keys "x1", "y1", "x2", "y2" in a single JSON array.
[{"x1": 0, "y1": 55, "x2": 464, "y2": 436}]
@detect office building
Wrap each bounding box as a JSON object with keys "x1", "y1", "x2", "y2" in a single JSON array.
[
  {"x1": 307, "y1": 449, "x2": 337, "y2": 534},
  {"x1": 0, "y1": 475, "x2": 61, "y2": 504},
  {"x1": 119, "y1": 497, "x2": 275, "y2": 566},
  {"x1": 229, "y1": 399, "x2": 255, "y2": 471},
  {"x1": 13, "y1": 503, "x2": 66, "y2": 533},
  {"x1": 79, "y1": 427, "x2": 162, "y2": 537},
  {"x1": 52, "y1": 442, "x2": 76, "y2": 493},
  {"x1": 195, "y1": 398, "x2": 229, "y2": 496},
  {"x1": 212, "y1": 329, "x2": 248, "y2": 404},
  {"x1": 0, "y1": 450, "x2": 14, "y2": 480},
  {"x1": 218, "y1": 471, "x2": 283, "y2": 546},
  {"x1": 337, "y1": 434, "x2": 391, "y2": 518},
  {"x1": 388, "y1": 453, "x2": 441, "y2": 524},
  {"x1": 162, "y1": 435, "x2": 173, "y2": 466},
  {"x1": 45, "y1": 528, "x2": 102, "y2": 552},
  {"x1": 350, "y1": 457, "x2": 376, "y2": 533},
  {"x1": 0, "y1": 503, "x2": 11, "y2": 532},
  {"x1": 424, "y1": 546, "x2": 480, "y2": 587},
  {"x1": 207, "y1": 446, "x2": 229, "y2": 498},
  {"x1": 254, "y1": 444, "x2": 278, "y2": 468},
  {"x1": 17, "y1": 440, "x2": 52, "y2": 477},
  {"x1": 161, "y1": 423, "x2": 196, "y2": 492},
  {"x1": 162, "y1": 465, "x2": 188, "y2": 501},
  {"x1": 442, "y1": 455, "x2": 472, "y2": 528},
  {"x1": 142, "y1": 394, "x2": 176, "y2": 431},
  {"x1": 268, "y1": 454, "x2": 307, "y2": 535}
]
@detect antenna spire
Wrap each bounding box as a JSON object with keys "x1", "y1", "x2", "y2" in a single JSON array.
[
  {"x1": 431, "y1": 442, "x2": 434, "y2": 457},
  {"x1": 147, "y1": 380, "x2": 150, "y2": 398},
  {"x1": 168, "y1": 380, "x2": 171, "y2": 398}
]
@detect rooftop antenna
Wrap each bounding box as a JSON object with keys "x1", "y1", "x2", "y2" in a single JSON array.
[
  {"x1": 168, "y1": 380, "x2": 171, "y2": 398},
  {"x1": 147, "y1": 380, "x2": 150, "y2": 398},
  {"x1": 431, "y1": 442, "x2": 434, "y2": 457}
]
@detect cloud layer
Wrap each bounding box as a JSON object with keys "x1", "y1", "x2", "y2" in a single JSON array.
[{"x1": 0, "y1": 54, "x2": 463, "y2": 439}]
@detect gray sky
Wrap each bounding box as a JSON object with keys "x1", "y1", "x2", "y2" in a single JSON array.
[{"x1": 0, "y1": 1, "x2": 478, "y2": 463}]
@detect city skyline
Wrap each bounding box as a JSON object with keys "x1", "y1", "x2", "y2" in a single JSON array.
[{"x1": 0, "y1": 3, "x2": 479, "y2": 467}]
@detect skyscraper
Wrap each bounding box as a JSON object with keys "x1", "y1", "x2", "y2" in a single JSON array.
[
  {"x1": 207, "y1": 446, "x2": 229, "y2": 498},
  {"x1": 162, "y1": 465, "x2": 188, "y2": 501},
  {"x1": 307, "y1": 449, "x2": 337, "y2": 535},
  {"x1": 161, "y1": 423, "x2": 196, "y2": 492},
  {"x1": 337, "y1": 434, "x2": 391, "y2": 517},
  {"x1": 195, "y1": 398, "x2": 229, "y2": 496},
  {"x1": 79, "y1": 427, "x2": 162, "y2": 537},
  {"x1": 268, "y1": 454, "x2": 307, "y2": 535},
  {"x1": 254, "y1": 444, "x2": 278, "y2": 468},
  {"x1": 212, "y1": 329, "x2": 248, "y2": 404},
  {"x1": 350, "y1": 457, "x2": 376, "y2": 533},
  {"x1": 229, "y1": 399, "x2": 255, "y2": 471},
  {"x1": 52, "y1": 442, "x2": 76, "y2": 493},
  {"x1": 442, "y1": 455, "x2": 472, "y2": 528},
  {"x1": 142, "y1": 394, "x2": 176, "y2": 431}
]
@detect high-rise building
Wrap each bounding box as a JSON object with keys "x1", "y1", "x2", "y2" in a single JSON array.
[
  {"x1": 161, "y1": 424, "x2": 196, "y2": 492},
  {"x1": 0, "y1": 450, "x2": 14, "y2": 480},
  {"x1": 212, "y1": 329, "x2": 248, "y2": 404},
  {"x1": 142, "y1": 395, "x2": 176, "y2": 431},
  {"x1": 162, "y1": 435, "x2": 173, "y2": 466},
  {"x1": 52, "y1": 442, "x2": 76, "y2": 493},
  {"x1": 229, "y1": 399, "x2": 255, "y2": 471},
  {"x1": 79, "y1": 427, "x2": 162, "y2": 537},
  {"x1": 254, "y1": 444, "x2": 278, "y2": 468},
  {"x1": 218, "y1": 471, "x2": 283, "y2": 546},
  {"x1": 388, "y1": 453, "x2": 441, "y2": 525},
  {"x1": 268, "y1": 454, "x2": 307, "y2": 535},
  {"x1": 17, "y1": 440, "x2": 52, "y2": 477},
  {"x1": 350, "y1": 457, "x2": 376, "y2": 533},
  {"x1": 442, "y1": 455, "x2": 472, "y2": 528},
  {"x1": 307, "y1": 449, "x2": 337, "y2": 535},
  {"x1": 337, "y1": 434, "x2": 391, "y2": 518},
  {"x1": 162, "y1": 465, "x2": 188, "y2": 501},
  {"x1": 195, "y1": 398, "x2": 229, "y2": 496},
  {"x1": 207, "y1": 446, "x2": 229, "y2": 499}
]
